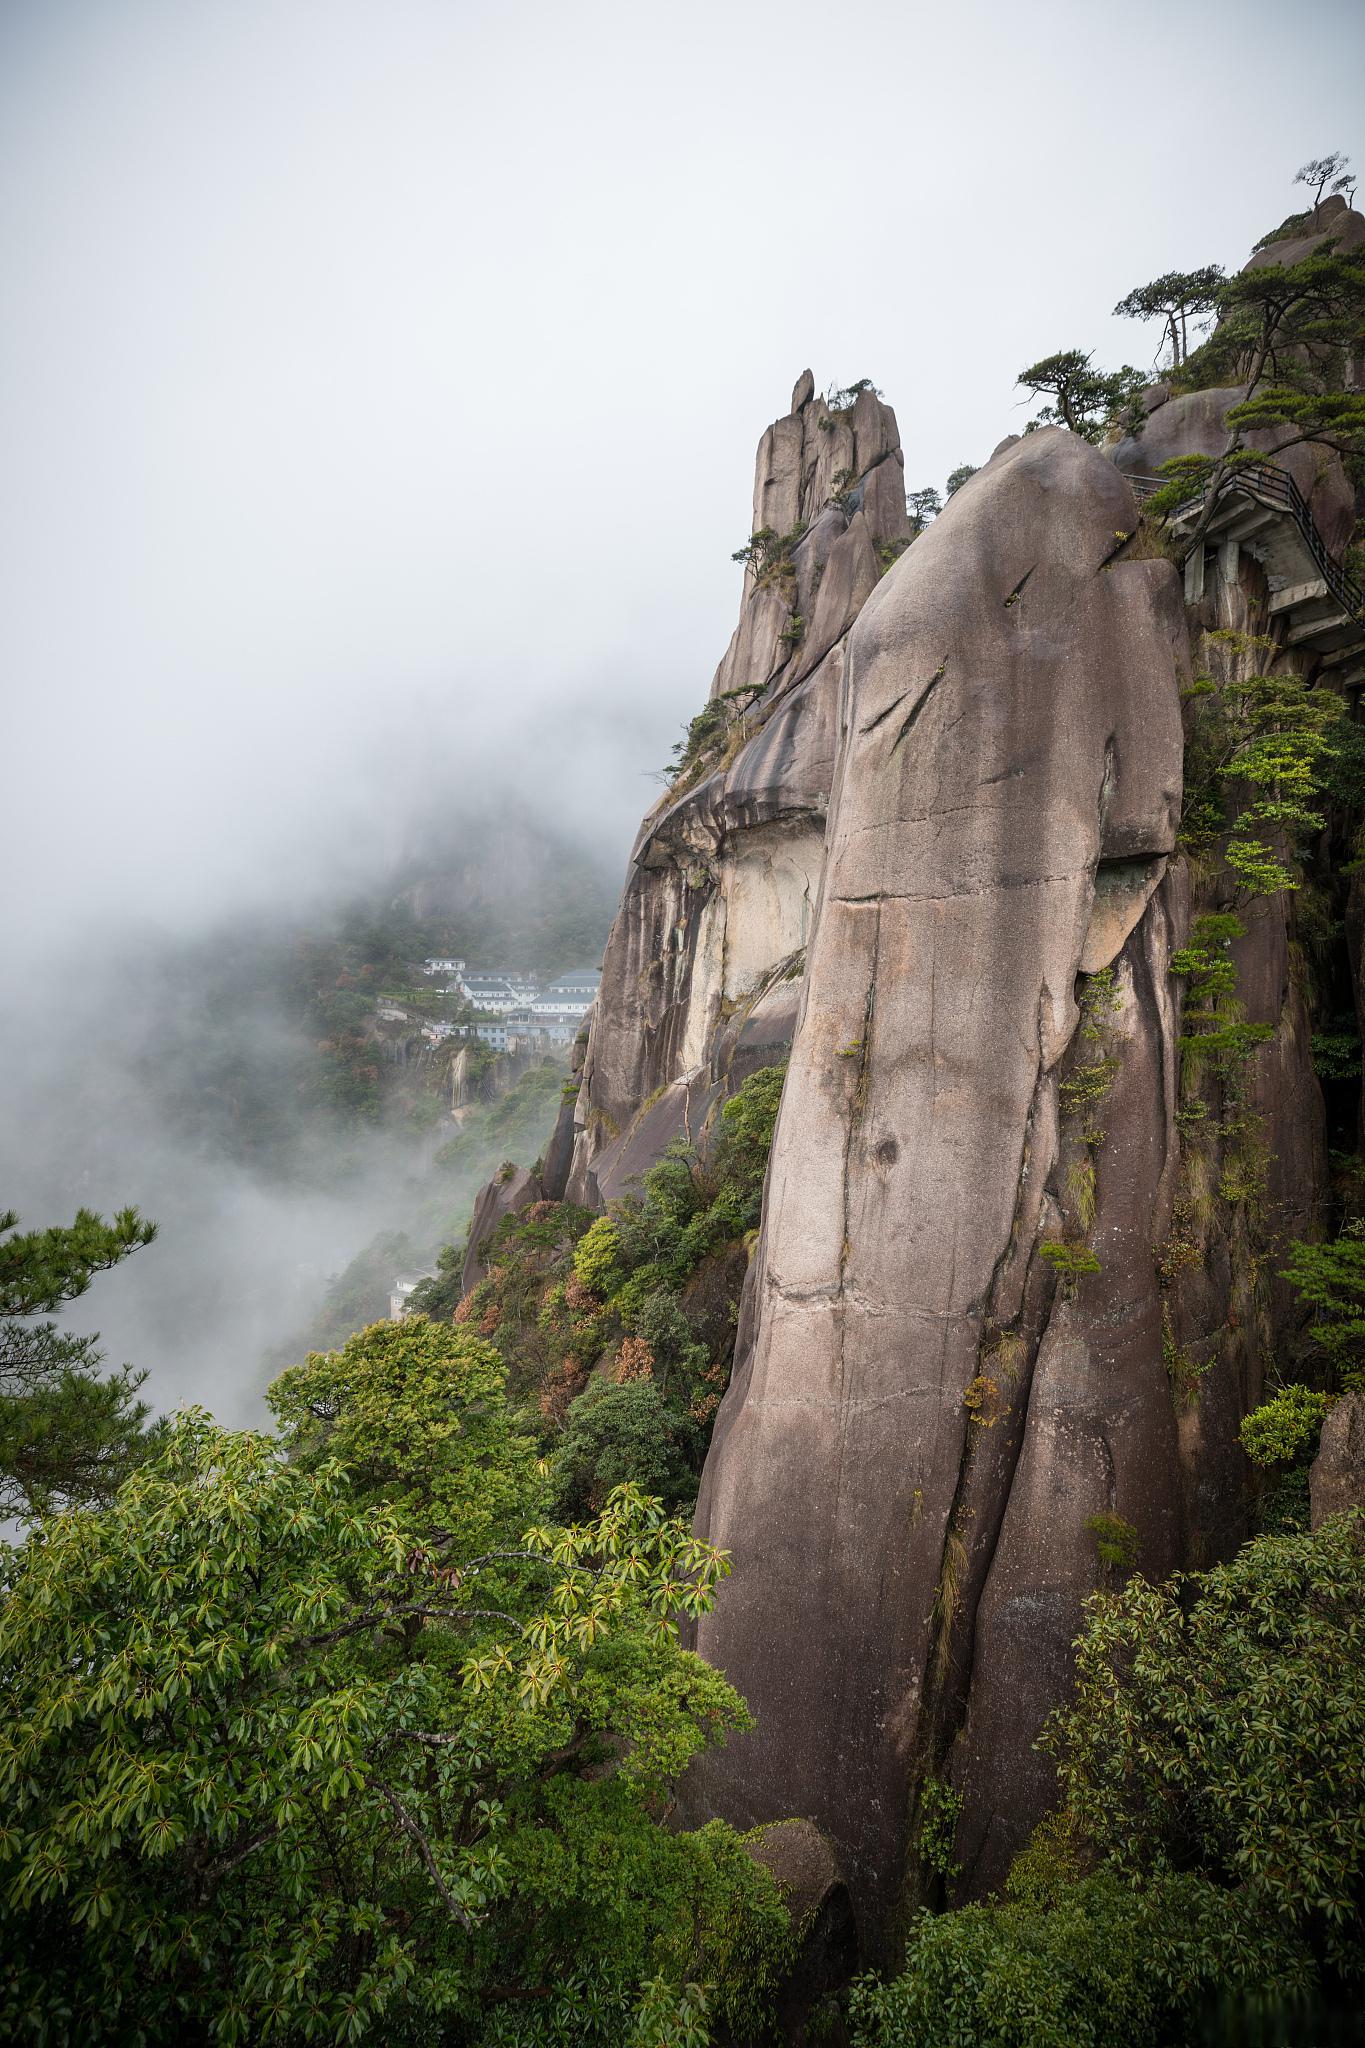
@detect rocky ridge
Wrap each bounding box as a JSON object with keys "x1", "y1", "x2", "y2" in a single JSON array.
[
  {"x1": 461, "y1": 201, "x2": 1363, "y2": 1958},
  {"x1": 539, "y1": 376, "x2": 908, "y2": 1211}
]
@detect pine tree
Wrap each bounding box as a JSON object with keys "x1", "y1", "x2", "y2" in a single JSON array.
[{"x1": 0, "y1": 1204, "x2": 156, "y2": 1518}]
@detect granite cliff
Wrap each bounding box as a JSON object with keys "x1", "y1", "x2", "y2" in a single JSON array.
[{"x1": 462, "y1": 202, "x2": 1365, "y2": 1961}]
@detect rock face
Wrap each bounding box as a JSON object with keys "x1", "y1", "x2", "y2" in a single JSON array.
[
  {"x1": 460, "y1": 1165, "x2": 542, "y2": 1295},
  {"x1": 1109, "y1": 198, "x2": 1365, "y2": 559},
  {"x1": 689, "y1": 429, "x2": 1190, "y2": 1927},
  {"x1": 1109, "y1": 381, "x2": 1357, "y2": 560},
  {"x1": 1310, "y1": 1390, "x2": 1365, "y2": 1529},
  {"x1": 744, "y1": 1820, "x2": 856, "y2": 2044},
  {"x1": 546, "y1": 377, "x2": 909, "y2": 1207},
  {"x1": 469, "y1": 284, "x2": 1343, "y2": 1953},
  {"x1": 1243, "y1": 191, "x2": 1365, "y2": 272}
]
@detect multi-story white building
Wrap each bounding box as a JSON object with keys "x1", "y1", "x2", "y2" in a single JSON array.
[
  {"x1": 457, "y1": 974, "x2": 522, "y2": 1014},
  {"x1": 422, "y1": 957, "x2": 465, "y2": 977},
  {"x1": 479, "y1": 966, "x2": 539, "y2": 994},
  {"x1": 529, "y1": 970, "x2": 600, "y2": 1019}
]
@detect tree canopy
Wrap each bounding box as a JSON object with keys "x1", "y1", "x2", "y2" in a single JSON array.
[
  {"x1": 1112, "y1": 266, "x2": 1225, "y2": 366},
  {"x1": 0, "y1": 1320, "x2": 791, "y2": 2045},
  {"x1": 851, "y1": 1514, "x2": 1365, "y2": 2046},
  {"x1": 1016, "y1": 350, "x2": 1145, "y2": 442},
  {"x1": 0, "y1": 1205, "x2": 157, "y2": 1520}
]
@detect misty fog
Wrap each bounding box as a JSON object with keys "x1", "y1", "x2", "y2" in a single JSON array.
[{"x1": 4, "y1": 0, "x2": 1362, "y2": 1424}]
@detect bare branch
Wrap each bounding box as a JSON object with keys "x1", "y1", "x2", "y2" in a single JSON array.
[{"x1": 377, "y1": 1783, "x2": 476, "y2": 1931}]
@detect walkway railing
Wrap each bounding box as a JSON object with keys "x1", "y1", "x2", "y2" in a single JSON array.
[{"x1": 1124, "y1": 460, "x2": 1364, "y2": 622}]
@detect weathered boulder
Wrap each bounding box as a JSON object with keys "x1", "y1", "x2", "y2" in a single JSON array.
[
  {"x1": 1110, "y1": 382, "x2": 1358, "y2": 562},
  {"x1": 744, "y1": 1821, "x2": 856, "y2": 2045},
  {"x1": 1243, "y1": 192, "x2": 1365, "y2": 271},
  {"x1": 689, "y1": 427, "x2": 1189, "y2": 1932},
  {"x1": 1310, "y1": 1389, "x2": 1365, "y2": 1530},
  {"x1": 460, "y1": 1164, "x2": 542, "y2": 1295}
]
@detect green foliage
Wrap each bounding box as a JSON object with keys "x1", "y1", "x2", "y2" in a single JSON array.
[
  {"x1": 1039, "y1": 1242, "x2": 1102, "y2": 1296},
  {"x1": 1084, "y1": 1511, "x2": 1138, "y2": 1574},
  {"x1": 1172, "y1": 654, "x2": 1343, "y2": 1109},
  {"x1": 906, "y1": 486, "x2": 941, "y2": 531},
  {"x1": 854, "y1": 1516, "x2": 1365, "y2": 2044},
  {"x1": 1220, "y1": 670, "x2": 1343, "y2": 873},
  {"x1": 1142, "y1": 451, "x2": 1211, "y2": 523},
  {"x1": 1170, "y1": 912, "x2": 1243, "y2": 995},
  {"x1": 0, "y1": 1205, "x2": 158, "y2": 1520},
  {"x1": 1309, "y1": 1032, "x2": 1358, "y2": 1081},
  {"x1": 944, "y1": 463, "x2": 978, "y2": 496},
  {"x1": 1057, "y1": 1056, "x2": 1118, "y2": 1128},
  {"x1": 1163, "y1": 1307, "x2": 1211, "y2": 1411},
  {"x1": 1076, "y1": 966, "x2": 1120, "y2": 1041},
  {"x1": 1280, "y1": 1224, "x2": 1365, "y2": 1388},
  {"x1": 421, "y1": 1065, "x2": 786, "y2": 1512},
  {"x1": 1238, "y1": 1383, "x2": 1330, "y2": 1467},
  {"x1": 848, "y1": 1871, "x2": 1295, "y2": 2048},
  {"x1": 1252, "y1": 207, "x2": 1316, "y2": 253},
  {"x1": 0, "y1": 1375, "x2": 788, "y2": 2045},
  {"x1": 1257, "y1": 1465, "x2": 1312, "y2": 1537},
  {"x1": 548, "y1": 1379, "x2": 702, "y2": 1522},
  {"x1": 1176, "y1": 243, "x2": 1365, "y2": 450},
  {"x1": 270, "y1": 1317, "x2": 540, "y2": 1547},
  {"x1": 574, "y1": 1215, "x2": 627, "y2": 1297},
  {"x1": 664, "y1": 685, "x2": 763, "y2": 786},
  {"x1": 823, "y1": 378, "x2": 879, "y2": 414},
  {"x1": 730, "y1": 522, "x2": 806, "y2": 583},
  {"x1": 1045, "y1": 1515, "x2": 1365, "y2": 1979},
  {"x1": 560, "y1": 1065, "x2": 785, "y2": 1415},
  {"x1": 917, "y1": 1778, "x2": 963, "y2": 1880},
  {"x1": 1016, "y1": 349, "x2": 1146, "y2": 442},
  {"x1": 0, "y1": 1205, "x2": 157, "y2": 1317},
  {"x1": 711, "y1": 1062, "x2": 786, "y2": 1199},
  {"x1": 1112, "y1": 266, "x2": 1225, "y2": 366},
  {"x1": 1228, "y1": 383, "x2": 1365, "y2": 463},
  {"x1": 1180, "y1": 1013, "x2": 1275, "y2": 1089},
  {"x1": 1189, "y1": 662, "x2": 1342, "y2": 891},
  {"x1": 1170, "y1": 910, "x2": 1261, "y2": 1099}
]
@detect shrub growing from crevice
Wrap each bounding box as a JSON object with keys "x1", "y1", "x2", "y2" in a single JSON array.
[
  {"x1": 427, "y1": 1066, "x2": 787, "y2": 1509},
  {"x1": 851, "y1": 1513, "x2": 1365, "y2": 2046}
]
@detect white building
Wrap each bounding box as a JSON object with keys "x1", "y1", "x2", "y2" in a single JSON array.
[
  {"x1": 479, "y1": 966, "x2": 539, "y2": 994},
  {"x1": 389, "y1": 1275, "x2": 423, "y2": 1320},
  {"x1": 457, "y1": 974, "x2": 523, "y2": 1014},
  {"x1": 538, "y1": 1009, "x2": 588, "y2": 1046},
  {"x1": 423, "y1": 957, "x2": 465, "y2": 977},
  {"x1": 529, "y1": 970, "x2": 600, "y2": 1019}
]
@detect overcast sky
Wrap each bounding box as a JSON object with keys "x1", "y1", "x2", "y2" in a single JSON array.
[
  {"x1": 3, "y1": 0, "x2": 1362, "y2": 957},
  {"x1": 1, "y1": 0, "x2": 1361, "y2": 1425}
]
